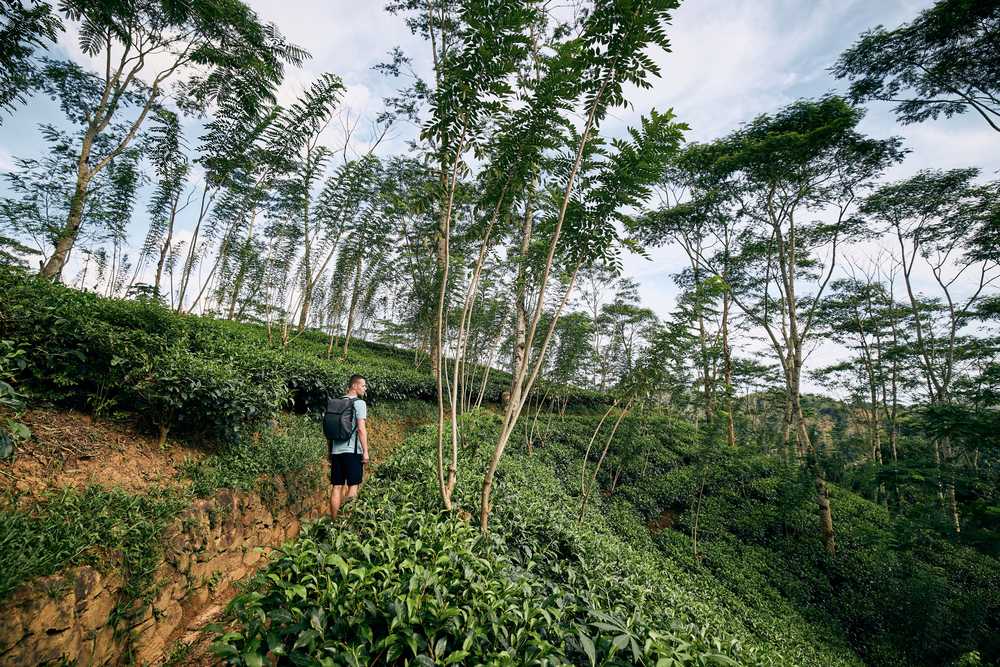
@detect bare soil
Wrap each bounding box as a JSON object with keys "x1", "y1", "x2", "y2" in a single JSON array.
[{"x1": 0, "y1": 408, "x2": 205, "y2": 501}]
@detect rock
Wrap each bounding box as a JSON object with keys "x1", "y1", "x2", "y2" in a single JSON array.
[
  {"x1": 0, "y1": 482, "x2": 330, "y2": 667},
  {"x1": 28, "y1": 585, "x2": 75, "y2": 638},
  {"x1": 78, "y1": 590, "x2": 115, "y2": 633},
  {"x1": 33, "y1": 625, "x2": 81, "y2": 665},
  {"x1": 72, "y1": 567, "x2": 103, "y2": 604},
  {"x1": 92, "y1": 624, "x2": 116, "y2": 663},
  {"x1": 243, "y1": 547, "x2": 262, "y2": 568}
]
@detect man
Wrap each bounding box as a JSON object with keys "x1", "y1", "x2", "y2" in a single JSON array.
[{"x1": 329, "y1": 374, "x2": 369, "y2": 518}]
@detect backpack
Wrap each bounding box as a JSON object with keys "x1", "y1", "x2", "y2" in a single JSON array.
[{"x1": 323, "y1": 396, "x2": 357, "y2": 448}]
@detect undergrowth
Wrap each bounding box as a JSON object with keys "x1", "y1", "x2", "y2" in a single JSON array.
[
  {"x1": 0, "y1": 413, "x2": 327, "y2": 606},
  {"x1": 183, "y1": 414, "x2": 328, "y2": 504},
  {"x1": 0, "y1": 485, "x2": 186, "y2": 601}
]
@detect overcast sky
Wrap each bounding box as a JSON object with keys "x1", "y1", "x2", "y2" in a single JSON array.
[{"x1": 1, "y1": 0, "x2": 997, "y2": 393}]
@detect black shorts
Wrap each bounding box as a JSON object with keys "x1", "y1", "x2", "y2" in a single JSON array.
[{"x1": 329, "y1": 452, "x2": 363, "y2": 486}]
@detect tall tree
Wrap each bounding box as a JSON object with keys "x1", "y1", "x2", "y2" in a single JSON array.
[
  {"x1": 34, "y1": 0, "x2": 306, "y2": 279},
  {"x1": 859, "y1": 168, "x2": 999, "y2": 534},
  {"x1": 0, "y1": 0, "x2": 61, "y2": 120},
  {"x1": 0, "y1": 124, "x2": 140, "y2": 272},
  {"x1": 644, "y1": 97, "x2": 905, "y2": 554},
  {"x1": 834, "y1": 0, "x2": 1000, "y2": 133},
  {"x1": 135, "y1": 108, "x2": 190, "y2": 298},
  {"x1": 405, "y1": 0, "x2": 538, "y2": 511},
  {"x1": 480, "y1": 4, "x2": 689, "y2": 532}
]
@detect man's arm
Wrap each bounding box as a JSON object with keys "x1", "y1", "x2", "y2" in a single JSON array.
[{"x1": 357, "y1": 418, "x2": 369, "y2": 463}]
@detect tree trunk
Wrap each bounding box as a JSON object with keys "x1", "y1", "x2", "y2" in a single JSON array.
[
  {"x1": 342, "y1": 256, "x2": 364, "y2": 356},
  {"x1": 176, "y1": 188, "x2": 212, "y2": 312},
  {"x1": 793, "y1": 376, "x2": 836, "y2": 556},
  {"x1": 227, "y1": 211, "x2": 258, "y2": 320},
  {"x1": 41, "y1": 172, "x2": 90, "y2": 280},
  {"x1": 433, "y1": 164, "x2": 456, "y2": 511},
  {"x1": 721, "y1": 290, "x2": 736, "y2": 448},
  {"x1": 153, "y1": 192, "x2": 179, "y2": 297},
  {"x1": 579, "y1": 401, "x2": 631, "y2": 522}
]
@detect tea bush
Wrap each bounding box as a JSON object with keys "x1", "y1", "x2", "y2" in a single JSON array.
[
  {"x1": 215, "y1": 413, "x2": 860, "y2": 666},
  {"x1": 183, "y1": 415, "x2": 328, "y2": 503},
  {"x1": 0, "y1": 267, "x2": 604, "y2": 444},
  {"x1": 535, "y1": 414, "x2": 1000, "y2": 666}
]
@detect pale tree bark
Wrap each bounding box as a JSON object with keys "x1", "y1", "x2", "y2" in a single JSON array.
[
  {"x1": 444, "y1": 182, "x2": 510, "y2": 501},
  {"x1": 176, "y1": 187, "x2": 214, "y2": 312},
  {"x1": 342, "y1": 255, "x2": 364, "y2": 356},
  {"x1": 721, "y1": 289, "x2": 737, "y2": 448},
  {"x1": 432, "y1": 132, "x2": 466, "y2": 511},
  {"x1": 42, "y1": 31, "x2": 194, "y2": 279}
]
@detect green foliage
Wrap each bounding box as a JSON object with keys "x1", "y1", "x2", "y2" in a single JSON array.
[
  {"x1": 834, "y1": 0, "x2": 1000, "y2": 133},
  {"x1": 215, "y1": 413, "x2": 859, "y2": 666},
  {"x1": 0, "y1": 0, "x2": 61, "y2": 119},
  {"x1": 0, "y1": 337, "x2": 30, "y2": 458},
  {"x1": 0, "y1": 485, "x2": 187, "y2": 601},
  {"x1": 544, "y1": 414, "x2": 1000, "y2": 667},
  {"x1": 183, "y1": 415, "x2": 327, "y2": 504},
  {"x1": 0, "y1": 412, "x2": 328, "y2": 608},
  {"x1": 0, "y1": 269, "x2": 601, "y2": 442}
]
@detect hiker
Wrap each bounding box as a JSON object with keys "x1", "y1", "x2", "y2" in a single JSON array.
[{"x1": 325, "y1": 374, "x2": 369, "y2": 518}]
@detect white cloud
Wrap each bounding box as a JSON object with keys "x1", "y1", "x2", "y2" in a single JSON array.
[{"x1": 0, "y1": 147, "x2": 15, "y2": 173}]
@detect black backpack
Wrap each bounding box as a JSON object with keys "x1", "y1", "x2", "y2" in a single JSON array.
[{"x1": 323, "y1": 396, "x2": 357, "y2": 448}]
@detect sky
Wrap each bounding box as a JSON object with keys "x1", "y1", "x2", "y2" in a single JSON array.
[{"x1": 1, "y1": 0, "x2": 997, "y2": 393}]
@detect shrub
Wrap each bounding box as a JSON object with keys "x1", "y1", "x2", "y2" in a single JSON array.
[
  {"x1": 214, "y1": 413, "x2": 858, "y2": 666},
  {"x1": 182, "y1": 415, "x2": 327, "y2": 504},
  {"x1": 0, "y1": 268, "x2": 603, "y2": 446}
]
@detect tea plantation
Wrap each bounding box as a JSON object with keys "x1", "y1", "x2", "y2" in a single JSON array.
[
  {"x1": 1, "y1": 269, "x2": 997, "y2": 666},
  {"x1": 214, "y1": 412, "x2": 998, "y2": 666}
]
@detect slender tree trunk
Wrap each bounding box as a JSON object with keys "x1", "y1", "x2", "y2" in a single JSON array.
[
  {"x1": 609, "y1": 467, "x2": 622, "y2": 495},
  {"x1": 722, "y1": 290, "x2": 736, "y2": 448},
  {"x1": 342, "y1": 256, "x2": 364, "y2": 356},
  {"x1": 481, "y1": 74, "x2": 612, "y2": 533},
  {"x1": 153, "y1": 192, "x2": 180, "y2": 296},
  {"x1": 579, "y1": 401, "x2": 631, "y2": 522},
  {"x1": 41, "y1": 171, "x2": 90, "y2": 280},
  {"x1": 474, "y1": 343, "x2": 498, "y2": 410},
  {"x1": 227, "y1": 211, "x2": 258, "y2": 320},
  {"x1": 433, "y1": 146, "x2": 462, "y2": 511},
  {"x1": 176, "y1": 188, "x2": 212, "y2": 312}
]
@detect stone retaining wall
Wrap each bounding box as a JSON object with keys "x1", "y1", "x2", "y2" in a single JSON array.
[{"x1": 0, "y1": 480, "x2": 327, "y2": 666}]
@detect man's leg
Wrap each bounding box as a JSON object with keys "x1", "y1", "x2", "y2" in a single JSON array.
[
  {"x1": 340, "y1": 455, "x2": 363, "y2": 510},
  {"x1": 330, "y1": 484, "x2": 343, "y2": 518}
]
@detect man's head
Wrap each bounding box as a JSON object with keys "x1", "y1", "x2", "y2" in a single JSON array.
[{"x1": 348, "y1": 374, "x2": 367, "y2": 397}]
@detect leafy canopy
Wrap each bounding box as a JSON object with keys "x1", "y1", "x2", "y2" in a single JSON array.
[{"x1": 833, "y1": 0, "x2": 1000, "y2": 133}]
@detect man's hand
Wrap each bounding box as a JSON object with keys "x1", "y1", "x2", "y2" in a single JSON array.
[{"x1": 358, "y1": 418, "x2": 369, "y2": 464}]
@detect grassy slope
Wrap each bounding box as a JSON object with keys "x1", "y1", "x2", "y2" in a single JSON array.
[{"x1": 3, "y1": 272, "x2": 995, "y2": 664}]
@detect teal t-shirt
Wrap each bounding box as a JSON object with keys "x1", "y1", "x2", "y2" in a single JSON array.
[{"x1": 330, "y1": 397, "x2": 367, "y2": 455}]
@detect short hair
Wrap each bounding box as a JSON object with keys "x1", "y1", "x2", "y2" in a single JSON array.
[{"x1": 349, "y1": 374, "x2": 366, "y2": 389}]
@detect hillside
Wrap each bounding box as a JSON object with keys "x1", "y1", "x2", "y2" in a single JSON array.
[
  {"x1": 1, "y1": 269, "x2": 998, "y2": 666},
  {"x1": 213, "y1": 413, "x2": 999, "y2": 666}
]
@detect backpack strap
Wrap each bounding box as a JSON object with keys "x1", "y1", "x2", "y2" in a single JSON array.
[{"x1": 343, "y1": 396, "x2": 359, "y2": 454}]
